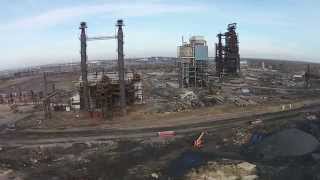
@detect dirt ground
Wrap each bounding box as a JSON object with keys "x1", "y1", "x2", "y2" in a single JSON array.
[
  {"x1": 1, "y1": 109, "x2": 320, "y2": 179},
  {"x1": 6, "y1": 61, "x2": 320, "y2": 130},
  {"x1": 0, "y1": 72, "x2": 79, "y2": 94}
]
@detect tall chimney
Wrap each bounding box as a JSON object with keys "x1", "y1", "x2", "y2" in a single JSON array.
[
  {"x1": 116, "y1": 19, "x2": 127, "y2": 115},
  {"x1": 80, "y1": 22, "x2": 89, "y2": 111}
]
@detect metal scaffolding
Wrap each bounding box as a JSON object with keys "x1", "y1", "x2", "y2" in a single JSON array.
[{"x1": 178, "y1": 36, "x2": 209, "y2": 88}]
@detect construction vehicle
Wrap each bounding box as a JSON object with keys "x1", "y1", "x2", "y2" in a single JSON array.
[{"x1": 193, "y1": 131, "x2": 206, "y2": 149}]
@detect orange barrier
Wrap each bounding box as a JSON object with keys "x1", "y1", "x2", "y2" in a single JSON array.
[{"x1": 158, "y1": 131, "x2": 176, "y2": 138}]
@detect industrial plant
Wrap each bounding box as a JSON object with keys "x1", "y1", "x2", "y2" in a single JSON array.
[
  {"x1": 215, "y1": 23, "x2": 241, "y2": 77},
  {"x1": 178, "y1": 36, "x2": 209, "y2": 88},
  {"x1": 78, "y1": 20, "x2": 143, "y2": 117},
  {"x1": 0, "y1": 18, "x2": 319, "y2": 180}
]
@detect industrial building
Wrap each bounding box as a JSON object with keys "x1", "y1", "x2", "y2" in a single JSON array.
[
  {"x1": 79, "y1": 19, "x2": 140, "y2": 117},
  {"x1": 215, "y1": 23, "x2": 240, "y2": 77},
  {"x1": 178, "y1": 36, "x2": 209, "y2": 88},
  {"x1": 79, "y1": 71, "x2": 143, "y2": 117}
]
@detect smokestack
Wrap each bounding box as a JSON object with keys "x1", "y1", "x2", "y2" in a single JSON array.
[
  {"x1": 116, "y1": 19, "x2": 127, "y2": 115},
  {"x1": 79, "y1": 22, "x2": 89, "y2": 111}
]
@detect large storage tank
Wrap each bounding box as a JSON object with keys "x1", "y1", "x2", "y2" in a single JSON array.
[
  {"x1": 178, "y1": 45, "x2": 193, "y2": 58},
  {"x1": 195, "y1": 45, "x2": 208, "y2": 61},
  {"x1": 189, "y1": 36, "x2": 206, "y2": 46}
]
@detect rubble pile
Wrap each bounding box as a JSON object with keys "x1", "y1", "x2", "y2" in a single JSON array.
[
  {"x1": 0, "y1": 169, "x2": 22, "y2": 180},
  {"x1": 230, "y1": 96, "x2": 258, "y2": 107},
  {"x1": 232, "y1": 128, "x2": 253, "y2": 145},
  {"x1": 185, "y1": 161, "x2": 258, "y2": 180}
]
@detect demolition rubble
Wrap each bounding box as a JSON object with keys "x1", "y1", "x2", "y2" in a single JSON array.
[{"x1": 0, "y1": 20, "x2": 319, "y2": 179}]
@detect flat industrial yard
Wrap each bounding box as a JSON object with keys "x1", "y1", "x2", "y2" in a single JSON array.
[{"x1": 0, "y1": 59, "x2": 319, "y2": 179}]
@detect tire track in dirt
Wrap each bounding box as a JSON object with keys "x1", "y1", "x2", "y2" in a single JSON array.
[{"x1": 0, "y1": 103, "x2": 318, "y2": 147}]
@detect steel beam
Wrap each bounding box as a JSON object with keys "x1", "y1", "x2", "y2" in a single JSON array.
[{"x1": 87, "y1": 36, "x2": 117, "y2": 41}]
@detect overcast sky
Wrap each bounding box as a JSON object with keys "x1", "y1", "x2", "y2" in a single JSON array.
[{"x1": 1, "y1": 0, "x2": 319, "y2": 70}]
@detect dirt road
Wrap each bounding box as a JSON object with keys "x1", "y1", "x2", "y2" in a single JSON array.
[{"x1": 0, "y1": 102, "x2": 318, "y2": 147}]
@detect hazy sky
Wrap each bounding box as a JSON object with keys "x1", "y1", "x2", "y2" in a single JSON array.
[{"x1": 1, "y1": 0, "x2": 319, "y2": 70}]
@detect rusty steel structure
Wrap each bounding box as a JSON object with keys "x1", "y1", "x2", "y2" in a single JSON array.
[
  {"x1": 78, "y1": 19, "x2": 137, "y2": 117},
  {"x1": 116, "y1": 19, "x2": 127, "y2": 115},
  {"x1": 215, "y1": 23, "x2": 240, "y2": 77},
  {"x1": 304, "y1": 64, "x2": 320, "y2": 88},
  {"x1": 85, "y1": 72, "x2": 142, "y2": 118},
  {"x1": 305, "y1": 64, "x2": 311, "y2": 88},
  {"x1": 79, "y1": 22, "x2": 89, "y2": 111},
  {"x1": 42, "y1": 72, "x2": 60, "y2": 119},
  {"x1": 43, "y1": 72, "x2": 51, "y2": 119}
]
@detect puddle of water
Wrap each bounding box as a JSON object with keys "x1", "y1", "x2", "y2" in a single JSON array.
[{"x1": 168, "y1": 150, "x2": 206, "y2": 177}]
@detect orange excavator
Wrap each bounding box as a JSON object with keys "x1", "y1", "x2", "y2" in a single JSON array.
[{"x1": 193, "y1": 131, "x2": 206, "y2": 149}]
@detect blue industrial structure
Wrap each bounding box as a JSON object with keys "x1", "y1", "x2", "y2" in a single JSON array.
[
  {"x1": 195, "y1": 45, "x2": 208, "y2": 61},
  {"x1": 178, "y1": 36, "x2": 209, "y2": 88}
]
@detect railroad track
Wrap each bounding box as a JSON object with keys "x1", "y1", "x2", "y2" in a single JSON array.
[{"x1": 0, "y1": 102, "x2": 319, "y2": 147}]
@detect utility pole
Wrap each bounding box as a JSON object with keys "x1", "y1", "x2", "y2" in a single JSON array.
[
  {"x1": 43, "y1": 72, "x2": 51, "y2": 119},
  {"x1": 80, "y1": 22, "x2": 90, "y2": 111},
  {"x1": 305, "y1": 64, "x2": 311, "y2": 88},
  {"x1": 116, "y1": 19, "x2": 127, "y2": 115}
]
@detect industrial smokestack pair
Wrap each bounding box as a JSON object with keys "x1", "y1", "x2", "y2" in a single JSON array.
[{"x1": 79, "y1": 20, "x2": 127, "y2": 115}]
